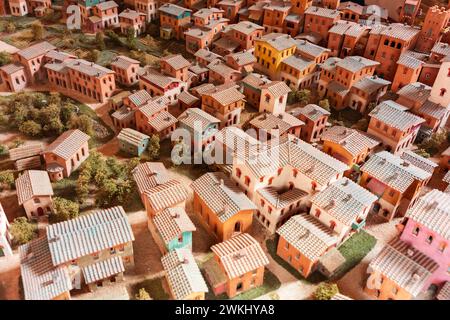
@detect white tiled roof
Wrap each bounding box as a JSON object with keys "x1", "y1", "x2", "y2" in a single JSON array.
[
  {"x1": 46, "y1": 206, "x2": 134, "y2": 265},
  {"x1": 321, "y1": 126, "x2": 380, "y2": 157},
  {"x1": 117, "y1": 128, "x2": 149, "y2": 147},
  {"x1": 258, "y1": 33, "x2": 297, "y2": 51},
  {"x1": 158, "y1": 3, "x2": 192, "y2": 16},
  {"x1": 44, "y1": 129, "x2": 90, "y2": 160},
  {"x1": 82, "y1": 256, "x2": 124, "y2": 284},
  {"x1": 257, "y1": 186, "x2": 307, "y2": 209},
  {"x1": 178, "y1": 91, "x2": 199, "y2": 106},
  {"x1": 368, "y1": 238, "x2": 439, "y2": 297},
  {"x1": 138, "y1": 96, "x2": 169, "y2": 118},
  {"x1": 16, "y1": 170, "x2": 53, "y2": 205},
  {"x1": 203, "y1": 84, "x2": 245, "y2": 106},
  {"x1": 127, "y1": 89, "x2": 152, "y2": 107},
  {"x1": 161, "y1": 54, "x2": 191, "y2": 70},
  {"x1": 145, "y1": 179, "x2": 188, "y2": 212},
  {"x1": 295, "y1": 40, "x2": 330, "y2": 59},
  {"x1": 226, "y1": 50, "x2": 256, "y2": 66},
  {"x1": 250, "y1": 112, "x2": 304, "y2": 135},
  {"x1": 20, "y1": 238, "x2": 72, "y2": 300},
  {"x1": 360, "y1": 151, "x2": 431, "y2": 193},
  {"x1": 294, "y1": 104, "x2": 330, "y2": 121},
  {"x1": 305, "y1": 6, "x2": 341, "y2": 19},
  {"x1": 178, "y1": 108, "x2": 220, "y2": 131},
  {"x1": 397, "y1": 53, "x2": 424, "y2": 69},
  {"x1": 311, "y1": 177, "x2": 377, "y2": 226},
  {"x1": 437, "y1": 282, "x2": 450, "y2": 300},
  {"x1": 336, "y1": 55, "x2": 379, "y2": 73},
  {"x1": 369, "y1": 100, "x2": 425, "y2": 131},
  {"x1": 140, "y1": 70, "x2": 180, "y2": 89},
  {"x1": 111, "y1": 55, "x2": 139, "y2": 70},
  {"x1": 352, "y1": 76, "x2": 390, "y2": 94},
  {"x1": 230, "y1": 21, "x2": 264, "y2": 35},
  {"x1": 0, "y1": 63, "x2": 24, "y2": 74},
  {"x1": 396, "y1": 82, "x2": 431, "y2": 105},
  {"x1": 148, "y1": 110, "x2": 178, "y2": 132},
  {"x1": 194, "y1": 48, "x2": 222, "y2": 63},
  {"x1": 161, "y1": 248, "x2": 208, "y2": 300},
  {"x1": 418, "y1": 100, "x2": 447, "y2": 120},
  {"x1": 211, "y1": 233, "x2": 269, "y2": 279},
  {"x1": 261, "y1": 81, "x2": 291, "y2": 97},
  {"x1": 431, "y1": 42, "x2": 450, "y2": 57},
  {"x1": 132, "y1": 162, "x2": 171, "y2": 194},
  {"x1": 152, "y1": 207, "x2": 196, "y2": 245},
  {"x1": 400, "y1": 151, "x2": 438, "y2": 174},
  {"x1": 191, "y1": 172, "x2": 256, "y2": 223},
  {"x1": 277, "y1": 213, "x2": 338, "y2": 261},
  {"x1": 404, "y1": 189, "x2": 450, "y2": 240},
  {"x1": 281, "y1": 54, "x2": 315, "y2": 71},
  {"x1": 17, "y1": 41, "x2": 56, "y2": 60},
  {"x1": 379, "y1": 23, "x2": 421, "y2": 42},
  {"x1": 207, "y1": 60, "x2": 241, "y2": 77}
]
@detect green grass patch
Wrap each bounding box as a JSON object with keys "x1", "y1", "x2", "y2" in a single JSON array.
[
  {"x1": 336, "y1": 230, "x2": 377, "y2": 277},
  {"x1": 131, "y1": 277, "x2": 170, "y2": 300}
]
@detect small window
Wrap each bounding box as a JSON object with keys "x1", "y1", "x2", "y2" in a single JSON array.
[
  {"x1": 412, "y1": 226, "x2": 420, "y2": 236},
  {"x1": 426, "y1": 235, "x2": 433, "y2": 244}
]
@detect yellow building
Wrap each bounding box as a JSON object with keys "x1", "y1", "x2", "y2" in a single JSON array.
[{"x1": 254, "y1": 33, "x2": 297, "y2": 79}]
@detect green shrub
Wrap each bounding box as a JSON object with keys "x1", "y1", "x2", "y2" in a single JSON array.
[
  {"x1": 51, "y1": 197, "x2": 80, "y2": 223},
  {"x1": 313, "y1": 283, "x2": 339, "y2": 300},
  {"x1": 10, "y1": 217, "x2": 36, "y2": 245}
]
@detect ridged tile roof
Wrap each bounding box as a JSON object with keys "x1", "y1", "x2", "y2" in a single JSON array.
[
  {"x1": 16, "y1": 170, "x2": 53, "y2": 205},
  {"x1": 44, "y1": 129, "x2": 90, "y2": 160}
]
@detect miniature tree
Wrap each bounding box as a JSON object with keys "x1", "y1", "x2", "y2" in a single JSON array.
[
  {"x1": 96, "y1": 32, "x2": 106, "y2": 51},
  {"x1": 126, "y1": 27, "x2": 137, "y2": 49},
  {"x1": 19, "y1": 120, "x2": 42, "y2": 137},
  {"x1": 10, "y1": 217, "x2": 36, "y2": 245},
  {"x1": 32, "y1": 22, "x2": 45, "y2": 41},
  {"x1": 313, "y1": 283, "x2": 339, "y2": 300},
  {"x1": 318, "y1": 99, "x2": 331, "y2": 112},
  {"x1": 52, "y1": 197, "x2": 80, "y2": 223},
  {"x1": 0, "y1": 170, "x2": 15, "y2": 190},
  {"x1": 71, "y1": 114, "x2": 94, "y2": 136},
  {"x1": 295, "y1": 89, "x2": 311, "y2": 105},
  {"x1": 148, "y1": 135, "x2": 160, "y2": 160},
  {"x1": 414, "y1": 149, "x2": 430, "y2": 158},
  {"x1": 0, "y1": 51, "x2": 11, "y2": 66},
  {"x1": 86, "y1": 49, "x2": 100, "y2": 63},
  {"x1": 419, "y1": 128, "x2": 447, "y2": 156},
  {"x1": 136, "y1": 288, "x2": 152, "y2": 300},
  {"x1": 352, "y1": 118, "x2": 369, "y2": 131},
  {"x1": 5, "y1": 22, "x2": 16, "y2": 33}
]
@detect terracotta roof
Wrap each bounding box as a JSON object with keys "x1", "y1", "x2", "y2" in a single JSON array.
[
  {"x1": 396, "y1": 82, "x2": 431, "y2": 105},
  {"x1": 281, "y1": 54, "x2": 314, "y2": 71},
  {"x1": 226, "y1": 50, "x2": 256, "y2": 66},
  {"x1": 147, "y1": 110, "x2": 178, "y2": 132},
  {"x1": 119, "y1": 9, "x2": 145, "y2": 20},
  {"x1": 161, "y1": 248, "x2": 208, "y2": 300},
  {"x1": 337, "y1": 55, "x2": 379, "y2": 73},
  {"x1": 305, "y1": 6, "x2": 341, "y2": 19},
  {"x1": 45, "y1": 50, "x2": 76, "y2": 62},
  {"x1": 191, "y1": 172, "x2": 256, "y2": 222},
  {"x1": 152, "y1": 207, "x2": 196, "y2": 245},
  {"x1": 178, "y1": 108, "x2": 220, "y2": 131},
  {"x1": 16, "y1": 170, "x2": 53, "y2": 205},
  {"x1": 9, "y1": 143, "x2": 43, "y2": 161},
  {"x1": 46, "y1": 206, "x2": 134, "y2": 265},
  {"x1": 379, "y1": 23, "x2": 421, "y2": 42},
  {"x1": 194, "y1": 48, "x2": 222, "y2": 63},
  {"x1": 311, "y1": 177, "x2": 377, "y2": 226},
  {"x1": 145, "y1": 179, "x2": 188, "y2": 212},
  {"x1": 65, "y1": 59, "x2": 114, "y2": 77},
  {"x1": 193, "y1": 7, "x2": 223, "y2": 19},
  {"x1": 257, "y1": 186, "x2": 307, "y2": 209},
  {"x1": 0, "y1": 63, "x2": 24, "y2": 75},
  {"x1": 132, "y1": 162, "x2": 171, "y2": 195},
  {"x1": 178, "y1": 91, "x2": 199, "y2": 106},
  {"x1": 418, "y1": 99, "x2": 447, "y2": 120},
  {"x1": 203, "y1": 84, "x2": 245, "y2": 106},
  {"x1": 140, "y1": 70, "x2": 180, "y2": 89},
  {"x1": 158, "y1": 3, "x2": 192, "y2": 16},
  {"x1": 117, "y1": 128, "x2": 149, "y2": 146},
  {"x1": 230, "y1": 21, "x2": 264, "y2": 35},
  {"x1": 250, "y1": 112, "x2": 304, "y2": 135},
  {"x1": 360, "y1": 151, "x2": 431, "y2": 193},
  {"x1": 397, "y1": 53, "x2": 425, "y2": 69},
  {"x1": 17, "y1": 41, "x2": 56, "y2": 60},
  {"x1": 352, "y1": 76, "x2": 390, "y2": 94},
  {"x1": 321, "y1": 126, "x2": 380, "y2": 157},
  {"x1": 138, "y1": 96, "x2": 169, "y2": 118},
  {"x1": 207, "y1": 60, "x2": 241, "y2": 77},
  {"x1": 20, "y1": 238, "x2": 72, "y2": 300},
  {"x1": 161, "y1": 54, "x2": 191, "y2": 70},
  {"x1": 111, "y1": 105, "x2": 135, "y2": 121},
  {"x1": 258, "y1": 33, "x2": 297, "y2": 51},
  {"x1": 191, "y1": 83, "x2": 216, "y2": 96},
  {"x1": 338, "y1": 1, "x2": 364, "y2": 14},
  {"x1": 241, "y1": 72, "x2": 271, "y2": 89},
  {"x1": 431, "y1": 42, "x2": 450, "y2": 57},
  {"x1": 277, "y1": 213, "x2": 338, "y2": 261},
  {"x1": 437, "y1": 282, "x2": 450, "y2": 300},
  {"x1": 96, "y1": 0, "x2": 118, "y2": 10},
  {"x1": 369, "y1": 100, "x2": 425, "y2": 131},
  {"x1": 211, "y1": 233, "x2": 269, "y2": 279},
  {"x1": 261, "y1": 80, "x2": 291, "y2": 97},
  {"x1": 44, "y1": 129, "x2": 90, "y2": 160},
  {"x1": 368, "y1": 238, "x2": 439, "y2": 297},
  {"x1": 293, "y1": 104, "x2": 330, "y2": 121},
  {"x1": 213, "y1": 126, "x2": 261, "y2": 160},
  {"x1": 82, "y1": 256, "x2": 124, "y2": 284},
  {"x1": 404, "y1": 189, "x2": 450, "y2": 240},
  {"x1": 400, "y1": 151, "x2": 438, "y2": 174},
  {"x1": 111, "y1": 55, "x2": 139, "y2": 70}
]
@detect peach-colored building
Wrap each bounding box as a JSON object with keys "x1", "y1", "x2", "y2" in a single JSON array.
[
  {"x1": 415, "y1": 6, "x2": 450, "y2": 53},
  {"x1": 42, "y1": 129, "x2": 90, "y2": 181},
  {"x1": 135, "y1": 96, "x2": 178, "y2": 139},
  {"x1": 139, "y1": 70, "x2": 187, "y2": 104},
  {"x1": 119, "y1": 9, "x2": 146, "y2": 36},
  {"x1": 9, "y1": 0, "x2": 28, "y2": 16},
  {"x1": 159, "y1": 3, "x2": 192, "y2": 40},
  {"x1": 222, "y1": 21, "x2": 264, "y2": 50},
  {"x1": 135, "y1": 0, "x2": 159, "y2": 22},
  {"x1": 111, "y1": 55, "x2": 140, "y2": 86},
  {"x1": 367, "y1": 100, "x2": 424, "y2": 155},
  {"x1": 0, "y1": 63, "x2": 27, "y2": 92},
  {"x1": 327, "y1": 21, "x2": 370, "y2": 58},
  {"x1": 391, "y1": 53, "x2": 424, "y2": 92},
  {"x1": 90, "y1": 1, "x2": 119, "y2": 30},
  {"x1": 46, "y1": 58, "x2": 116, "y2": 103},
  {"x1": 160, "y1": 54, "x2": 191, "y2": 82},
  {"x1": 15, "y1": 170, "x2": 54, "y2": 220},
  {"x1": 0, "y1": 203, "x2": 12, "y2": 257},
  {"x1": 294, "y1": 103, "x2": 330, "y2": 143},
  {"x1": 217, "y1": 0, "x2": 243, "y2": 23},
  {"x1": 207, "y1": 60, "x2": 242, "y2": 85},
  {"x1": 304, "y1": 6, "x2": 341, "y2": 42},
  {"x1": 429, "y1": 56, "x2": 450, "y2": 108},
  {"x1": 13, "y1": 41, "x2": 56, "y2": 84}
]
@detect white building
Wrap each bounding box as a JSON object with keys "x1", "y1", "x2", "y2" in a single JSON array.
[
  {"x1": 0, "y1": 203, "x2": 12, "y2": 257},
  {"x1": 259, "y1": 81, "x2": 291, "y2": 115},
  {"x1": 429, "y1": 56, "x2": 450, "y2": 108}
]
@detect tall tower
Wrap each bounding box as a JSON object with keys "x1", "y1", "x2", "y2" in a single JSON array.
[
  {"x1": 416, "y1": 6, "x2": 450, "y2": 53},
  {"x1": 291, "y1": 0, "x2": 313, "y2": 15}
]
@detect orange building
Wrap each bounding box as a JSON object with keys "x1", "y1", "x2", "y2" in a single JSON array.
[
  {"x1": 391, "y1": 53, "x2": 424, "y2": 92},
  {"x1": 0, "y1": 64, "x2": 27, "y2": 92},
  {"x1": 321, "y1": 126, "x2": 380, "y2": 170},
  {"x1": 304, "y1": 6, "x2": 341, "y2": 42},
  {"x1": 119, "y1": 9, "x2": 146, "y2": 36},
  {"x1": 110, "y1": 55, "x2": 140, "y2": 86},
  {"x1": 223, "y1": 21, "x2": 264, "y2": 50},
  {"x1": 359, "y1": 151, "x2": 431, "y2": 220},
  {"x1": 415, "y1": 6, "x2": 450, "y2": 53},
  {"x1": 262, "y1": 2, "x2": 291, "y2": 34},
  {"x1": 160, "y1": 54, "x2": 191, "y2": 82},
  {"x1": 191, "y1": 172, "x2": 256, "y2": 242},
  {"x1": 327, "y1": 21, "x2": 370, "y2": 58},
  {"x1": 13, "y1": 41, "x2": 56, "y2": 84},
  {"x1": 159, "y1": 3, "x2": 192, "y2": 40},
  {"x1": 364, "y1": 23, "x2": 420, "y2": 80},
  {"x1": 277, "y1": 214, "x2": 338, "y2": 278},
  {"x1": 206, "y1": 233, "x2": 269, "y2": 298},
  {"x1": 217, "y1": 0, "x2": 243, "y2": 23},
  {"x1": 367, "y1": 100, "x2": 424, "y2": 155},
  {"x1": 293, "y1": 103, "x2": 330, "y2": 143},
  {"x1": 365, "y1": 238, "x2": 438, "y2": 300},
  {"x1": 135, "y1": 96, "x2": 178, "y2": 139}
]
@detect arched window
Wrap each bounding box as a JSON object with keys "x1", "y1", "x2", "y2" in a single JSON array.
[
  {"x1": 236, "y1": 168, "x2": 242, "y2": 178},
  {"x1": 440, "y1": 88, "x2": 447, "y2": 97},
  {"x1": 244, "y1": 176, "x2": 251, "y2": 186}
]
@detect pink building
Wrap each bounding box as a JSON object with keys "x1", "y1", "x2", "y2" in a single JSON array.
[
  {"x1": 398, "y1": 189, "x2": 450, "y2": 288},
  {"x1": 111, "y1": 55, "x2": 140, "y2": 86},
  {"x1": 0, "y1": 63, "x2": 27, "y2": 92}
]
